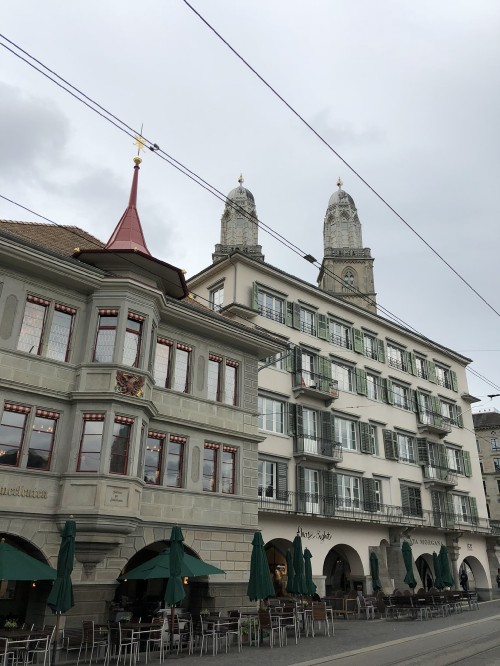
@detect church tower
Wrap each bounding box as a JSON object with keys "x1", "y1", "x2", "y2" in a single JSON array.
[
  {"x1": 212, "y1": 175, "x2": 264, "y2": 263},
  {"x1": 318, "y1": 178, "x2": 376, "y2": 313}
]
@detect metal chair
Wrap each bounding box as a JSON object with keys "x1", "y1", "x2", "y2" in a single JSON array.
[
  {"x1": 77, "y1": 621, "x2": 109, "y2": 666},
  {"x1": 307, "y1": 602, "x2": 332, "y2": 637},
  {"x1": 257, "y1": 610, "x2": 283, "y2": 648}
]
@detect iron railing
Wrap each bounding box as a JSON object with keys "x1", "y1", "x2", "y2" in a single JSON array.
[
  {"x1": 257, "y1": 305, "x2": 285, "y2": 324},
  {"x1": 294, "y1": 437, "x2": 343, "y2": 462},
  {"x1": 422, "y1": 465, "x2": 458, "y2": 485}
]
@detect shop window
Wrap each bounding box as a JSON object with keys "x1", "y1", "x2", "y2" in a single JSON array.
[
  {"x1": 110, "y1": 417, "x2": 133, "y2": 475},
  {"x1": 77, "y1": 414, "x2": 105, "y2": 472},
  {"x1": 93, "y1": 309, "x2": 119, "y2": 362}
]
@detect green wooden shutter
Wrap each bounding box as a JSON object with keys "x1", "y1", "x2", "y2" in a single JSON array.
[
  {"x1": 417, "y1": 438, "x2": 429, "y2": 465},
  {"x1": 431, "y1": 395, "x2": 441, "y2": 427},
  {"x1": 463, "y1": 450, "x2": 472, "y2": 477},
  {"x1": 383, "y1": 429, "x2": 398, "y2": 460},
  {"x1": 360, "y1": 422, "x2": 374, "y2": 454},
  {"x1": 376, "y1": 338, "x2": 385, "y2": 363},
  {"x1": 445, "y1": 494, "x2": 455, "y2": 527},
  {"x1": 292, "y1": 302, "x2": 301, "y2": 330},
  {"x1": 295, "y1": 405, "x2": 304, "y2": 454},
  {"x1": 469, "y1": 496, "x2": 478, "y2": 523},
  {"x1": 456, "y1": 405, "x2": 463, "y2": 428},
  {"x1": 285, "y1": 347, "x2": 294, "y2": 372},
  {"x1": 400, "y1": 485, "x2": 410, "y2": 514},
  {"x1": 293, "y1": 346, "x2": 302, "y2": 386},
  {"x1": 356, "y1": 368, "x2": 368, "y2": 396},
  {"x1": 276, "y1": 462, "x2": 288, "y2": 501},
  {"x1": 450, "y1": 370, "x2": 458, "y2": 392},
  {"x1": 320, "y1": 411, "x2": 334, "y2": 456},
  {"x1": 318, "y1": 314, "x2": 328, "y2": 340},
  {"x1": 385, "y1": 378, "x2": 394, "y2": 405},
  {"x1": 362, "y1": 477, "x2": 377, "y2": 511},
  {"x1": 353, "y1": 328, "x2": 364, "y2": 354},
  {"x1": 427, "y1": 361, "x2": 437, "y2": 383},
  {"x1": 319, "y1": 356, "x2": 331, "y2": 392},
  {"x1": 415, "y1": 391, "x2": 425, "y2": 419},
  {"x1": 322, "y1": 471, "x2": 335, "y2": 516},
  {"x1": 296, "y1": 466, "x2": 306, "y2": 512},
  {"x1": 285, "y1": 301, "x2": 294, "y2": 327},
  {"x1": 288, "y1": 403, "x2": 296, "y2": 437},
  {"x1": 409, "y1": 352, "x2": 417, "y2": 375},
  {"x1": 437, "y1": 443, "x2": 448, "y2": 469},
  {"x1": 252, "y1": 282, "x2": 259, "y2": 311}
]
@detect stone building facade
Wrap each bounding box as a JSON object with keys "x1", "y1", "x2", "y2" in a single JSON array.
[{"x1": 473, "y1": 409, "x2": 500, "y2": 526}]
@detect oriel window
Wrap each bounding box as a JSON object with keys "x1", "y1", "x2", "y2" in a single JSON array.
[
  {"x1": 93, "y1": 310, "x2": 119, "y2": 362},
  {"x1": 123, "y1": 312, "x2": 144, "y2": 367},
  {"x1": 110, "y1": 417, "x2": 133, "y2": 475}
]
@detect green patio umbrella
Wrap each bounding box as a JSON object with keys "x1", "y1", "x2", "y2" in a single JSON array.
[
  {"x1": 369, "y1": 551, "x2": 381, "y2": 591},
  {"x1": 0, "y1": 538, "x2": 56, "y2": 581},
  {"x1": 247, "y1": 532, "x2": 274, "y2": 604},
  {"x1": 164, "y1": 526, "x2": 185, "y2": 650},
  {"x1": 439, "y1": 545, "x2": 454, "y2": 588},
  {"x1": 47, "y1": 520, "x2": 76, "y2": 664},
  {"x1": 118, "y1": 549, "x2": 224, "y2": 580},
  {"x1": 402, "y1": 541, "x2": 417, "y2": 591},
  {"x1": 285, "y1": 550, "x2": 295, "y2": 595},
  {"x1": 303, "y1": 548, "x2": 317, "y2": 596},
  {"x1": 292, "y1": 534, "x2": 307, "y2": 595},
  {"x1": 433, "y1": 551, "x2": 444, "y2": 590}
]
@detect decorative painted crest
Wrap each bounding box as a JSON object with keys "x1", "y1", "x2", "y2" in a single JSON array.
[{"x1": 115, "y1": 371, "x2": 145, "y2": 397}]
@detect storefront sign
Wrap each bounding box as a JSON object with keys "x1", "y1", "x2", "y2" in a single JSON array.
[
  {"x1": 0, "y1": 485, "x2": 48, "y2": 499},
  {"x1": 297, "y1": 527, "x2": 333, "y2": 542},
  {"x1": 408, "y1": 537, "x2": 442, "y2": 547}
]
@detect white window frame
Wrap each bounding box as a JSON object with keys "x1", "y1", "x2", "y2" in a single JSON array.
[
  {"x1": 258, "y1": 396, "x2": 285, "y2": 434},
  {"x1": 447, "y1": 448, "x2": 464, "y2": 475},
  {"x1": 331, "y1": 361, "x2": 355, "y2": 393},
  {"x1": 415, "y1": 357, "x2": 428, "y2": 380},
  {"x1": 335, "y1": 417, "x2": 357, "y2": 450},
  {"x1": 392, "y1": 383, "x2": 411, "y2": 410},
  {"x1": 329, "y1": 320, "x2": 352, "y2": 349},
  {"x1": 397, "y1": 433, "x2": 417, "y2": 463},
  {"x1": 387, "y1": 344, "x2": 408, "y2": 372},
  {"x1": 453, "y1": 494, "x2": 473, "y2": 523},
  {"x1": 258, "y1": 460, "x2": 277, "y2": 499},
  {"x1": 257, "y1": 290, "x2": 285, "y2": 323},
  {"x1": 367, "y1": 373, "x2": 383, "y2": 401},
  {"x1": 363, "y1": 334, "x2": 377, "y2": 360},
  {"x1": 337, "y1": 474, "x2": 360, "y2": 510},
  {"x1": 435, "y1": 364, "x2": 453, "y2": 389},
  {"x1": 303, "y1": 408, "x2": 319, "y2": 454},
  {"x1": 300, "y1": 308, "x2": 317, "y2": 336},
  {"x1": 210, "y1": 285, "x2": 224, "y2": 312}
]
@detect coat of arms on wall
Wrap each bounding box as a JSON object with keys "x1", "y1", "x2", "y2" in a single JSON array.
[{"x1": 115, "y1": 371, "x2": 145, "y2": 397}]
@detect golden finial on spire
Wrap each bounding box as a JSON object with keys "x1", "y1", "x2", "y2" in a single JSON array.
[
  {"x1": 238, "y1": 173, "x2": 244, "y2": 186},
  {"x1": 337, "y1": 177, "x2": 343, "y2": 190},
  {"x1": 133, "y1": 125, "x2": 146, "y2": 165}
]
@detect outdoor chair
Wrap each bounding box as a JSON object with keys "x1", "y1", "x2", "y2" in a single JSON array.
[
  {"x1": 24, "y1": 633, "x2": 51, "y2": 666},
  {"x1": 145, "y1": 617, "x2": 165, "y2": 663},
  {"x1": 77, "y1": 621, "x2": 109, "y2": 666},
  {"x1": 257, "y1": 610, "x2": 283, "y2": 648},
  {"x1": 307, "y1": 602, "x2": 332, "y2": 637},
  {"x1": 344, "y1": 594, "x2": 358, "y2": 619},
  {"x1": 166, "y1": 613, "x2": 192, "y2": 655},
  {"x1": 114, "y1": 623, "x2": 138, "y2": 666},
  {"x1": 357, "y1": 595, "x2": 375, "y2": 620},
  {"x1": 217, "y1": 618, "x2": 242, "y2": 653},
  {"x1": 279, "y1": 612, "x2": 299, "y2": 645},
  {"x1": 197, "y1": 617, "x2": 226, "y2": 656}
]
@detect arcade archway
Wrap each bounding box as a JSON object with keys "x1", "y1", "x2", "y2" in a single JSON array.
[
  {"x1": 459, "y1": 556, "x2": 489, "y2": 592},
  {"x1": 415, "y1": 554, "x2": 433, "y2": 591},
  {"x1": 265, "y1": 538, "x2": 293, "y2": 597},
  {"x1": 323, "y1": 544, "x2": 364, "y2": 594}
]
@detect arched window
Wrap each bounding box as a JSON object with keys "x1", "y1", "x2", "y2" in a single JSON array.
[{"x1": 342, "y1": 269, "x2": 356, "y2": 292}]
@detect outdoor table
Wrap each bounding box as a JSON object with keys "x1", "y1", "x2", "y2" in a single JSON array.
[{"x1": 0, "y1": 630, "x2": 33, "y2": 639}]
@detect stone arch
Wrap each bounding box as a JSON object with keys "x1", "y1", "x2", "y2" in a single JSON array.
[
  {"x1": 342, "y1": 267, "x2": 357, "y2": 292},
  {"x1": 323, "y1": 543, "x2": 364, "y2": 594},
  {"x1": 265, "y1": 538, "x2": 293, "y2": 597},
  {"x1": 460, "y1": 556, "x2": 489, "y2": 591},
  {"x1": 415, "y1": 553, "x2": 434, "y2": 591}
]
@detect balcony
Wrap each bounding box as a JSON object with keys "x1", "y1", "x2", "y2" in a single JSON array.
[
  {"x1": 294, "y1": 437, "x2": 343, "y2": 467},
  {"x1": 422, "y1": 465, "x2": 458, "y2": 487},
  {"x1": 292, "y1": 372, "x2": 339, "y2": 407},
  {"x1": 258, "y1": 492, "x2": 492, "y2": 534},
  {"x1": 417, "y1": 412, "x2": 452, "y2": 437}
]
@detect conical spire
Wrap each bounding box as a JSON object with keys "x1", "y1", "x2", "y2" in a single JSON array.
[{"x1": 105, "y1": 156, "x2": 150, "y2": 255}]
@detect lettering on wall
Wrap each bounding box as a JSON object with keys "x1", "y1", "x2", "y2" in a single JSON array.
[
  {"x1": 297, "y1": 527, "x2": 333, "y2": 542},
  {"x1": 0, "y1": 485, "x2": 48, "y2": 499},
  {"x1": 409, "y1": 538, "x2": 443, "y2": 547}
]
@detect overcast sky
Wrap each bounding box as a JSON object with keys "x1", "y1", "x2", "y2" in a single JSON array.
[{"x1": 1, "y1": 1, "x2": 500, "y2": 411}]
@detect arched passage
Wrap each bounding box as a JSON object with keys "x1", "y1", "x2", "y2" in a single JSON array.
[
  {"x1": 459, "y1": 556, "x2": 489, "y2": 592},
  {"x1": 0, "y1": 533, "x2": 53, "y2": 628},
  {"x1": 415, "y1": 554, "x2": 434, "y2": 591},
  {"x1": 265, "y1": 538, "x2": 293, "y2": 597},
  {"x1": 323, "y1": 543, "x2": 364, "y2": 594}
]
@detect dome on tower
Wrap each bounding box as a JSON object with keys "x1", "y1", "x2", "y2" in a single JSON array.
[
  {"x1": 226, "y1": 174, "x2": 255, "y2": 204},
  {"x1": 328, "y1": 177, "x2": 355, "y2": 208}
]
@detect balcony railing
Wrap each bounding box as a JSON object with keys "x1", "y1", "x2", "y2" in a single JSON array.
[
  {"x1": 258, "y1": 491, "x2": 492, "y2": 533},
  {"x1": 257, "y1": 305, "x2": 285, "y2": 324},
  {"x1": 417, "y1": 412, "x2": 452, "y2": 436},
  {"x1": 422, "y1": 465, "x2": 458, "y2": 486},
  {"x1": 294, "y1": 437, "x2": 343, "y2": 462},
  {"x1": 330, "y1": 333, "x2": 353, "y2": 350},
  {"x1": 293, "y1": 372, "x2": 339, "y2": 400}
]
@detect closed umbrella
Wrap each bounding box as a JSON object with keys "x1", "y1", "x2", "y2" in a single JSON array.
[
  {"x1": 439, "y1": 545, "x2": 454, "y2": 588},
  {"x1": 433, "y1": 551, "x2": 444, "y2": 590},
  {"x1": 247, "y1": 532, "x2": 274, "y2": 604},
  {"x1": 164, "y1": 526, "x2": 185, "y2": 650},
  {"x1": 303, "y1": 548, "x2": 317, "y2": 596},
  {"x1": 369, "y1": 551, "x2": 381, "y2": 592},
  {"x1": 0, "y1": 539, "x2": 56, "y2": 581},
  {"x1": 285, "y1": 550, "x2": 295, "y2": 595},
  {"x1": 401, "y1": 541, "x2": 417, "y2": 591},
  {"x1": 292, "y1": 534, "x2": 307, "y2": 595},
  {"x1": 47, "y1": 520, "x2": 76, "y2": 664}
]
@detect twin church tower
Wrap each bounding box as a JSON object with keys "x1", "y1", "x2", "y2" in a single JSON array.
[{"x1": 212, "y1": 176, "x2": 377, "y2": 313}]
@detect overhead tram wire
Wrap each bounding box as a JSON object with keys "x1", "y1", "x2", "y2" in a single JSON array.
[
  {"x1": 1, "y1": 36, "x2": 499, "y2": 392},
  {"x1": 181, "y1": 0, "x2": 500, "y2": 322}
]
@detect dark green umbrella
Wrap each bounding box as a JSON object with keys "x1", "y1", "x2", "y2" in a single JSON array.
[
  {"x1": 433, "y1": 551, "x2": 444, "y2": 590},
  {"x1": 119, "y1": 549, "x2": 224, "y2": 580},
  {"x1": 0, "y1": 539, "x2": 56, "y2": 581},
  {"x1": 247, "y1": 532, "x2": 274, "y2": 603},
  {"x1": 285, "y1": 549, "x2": 295, "y2": 594},
  {"x1": 292, "y1": 534, "x2": 307, "y2": 595},
  {"x1": 402, "y1": 541, "x2": 417, "y2": 590},
  {"x1": 303, "y1": 548, "x2": 317, "y2": 596},
  {"x1": 370, "y1": 551, "x2": 381, "y2": 591},
  {"x1": 439, "y1": 545, "x2": 454, "y2": 588},
  {"x1": 164, "y1": 526, "x2": 185, "y2": 650},
  {"x1": 47, "y1": 520, "x2": 76, "y2": 665}
]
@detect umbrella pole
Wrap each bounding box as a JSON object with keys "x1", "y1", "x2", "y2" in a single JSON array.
[
  {"x1": 52, "y1": 612, "x2": 61, "y2": 665},
  {"x1": 170, "y1": 605, "x2": 175, "y2": 652}
]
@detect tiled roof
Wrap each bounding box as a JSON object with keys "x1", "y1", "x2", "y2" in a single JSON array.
[{"x1": 0, "y1": 220, "x2": 104, "y2": 257}]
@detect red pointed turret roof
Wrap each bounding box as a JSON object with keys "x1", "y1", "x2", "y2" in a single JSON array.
[{"x1": 105, "y1": 157, "x2": 150, "y2": 254}]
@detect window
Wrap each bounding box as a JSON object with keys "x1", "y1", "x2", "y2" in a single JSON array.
[
  {"x1": 387, "y1": 344, "x2": 409, "y2": 372},
  {"x1": 144, "y1": 433, "x2": 163, "y2": 485},
  {"x1": 260, "y1": 352, "x2": 286, "y2": 370},
  {"x1": 435, "y1": 364, "x2": 453, "y2": 390},
  {"x1": 0, "y1": 404, "x2": 30, "y2": 466},
  {"x1": 257, "y1": 290, "x2": 285, "y2": 323},
  {"x1": 497, "y1": 480, "x2": 500, "y2": 493},
  {"x1": 166, "y1": 435, "x2": 185, "y2": 488},
  {"x1": 342, "y1": 269, "x2": 356, "y2": 292},
  {"x1": 154, "y1": 338, "x2": 192, "y2": 393},
  {"x1": 301, "y1": 351, "x2": 316, "y2": 387},
  {"x1": 300, "y1": 308, "x2": 316, "y2": 336},
  {"x1": 27, "y1": 411, "x2": 58, "y2": 470},
  {"x1": 493, "y1": 458, "x2": 500, "y2": 472},
  {"x1": 415, "y1": 357, "x2": 428, "y2": 380},
  {"x1": 447, "y1": 448, "x2": 465, "y2": 475},
  {"x1": 335, "y1": 417, "x2": 357, "y2": 450},
  {"x1": 258, "y1": 396, "x2": 285, "y2": 434},
  {"x1": 144, "y1": 432, "x2": 185, "y2": 487},
  {"x1": 258, "y1": 460, "x2": 276, "y2": 498},
  {"x1": 397, "y1": 433, "x2": 417, "y2": 463},
  {"x1": 452, "y1": 495, "x2": 476, "y2": 523},
  {"x1": 392, "y1": 383, "x2": 411, "y2": 410},
  {"x1": 93, "y1": 310, "x2": 118, "y2": 362},
  {"x1": 304, "y1": 468, "x2": 320, "y2": 514},
  {"x1": 440, "y1": 401, "x2": 461, "y2": 427},
  {"x1": 123, "y1": 313, "x2": 144, "y2": 367},
  {"x1": 303, "y1": 408, "x2": 319, "y2": 454},
  {"x1": 401, "y1": 484, "x2": 422, "y2": 517},
  {"x1": 360, "y1": 422, "x2": 378, "y2": 455},
  {"x1": 491, "y1": 438, "x2": 500, "y2": 452},
  {"x1": 109, "y1": 417, "x2": 133, "y2": 475},
  {"x1": 337, "y1": 474, "x2": 360, "y2": 509},
  {"x1": 331, "y1": 361, "x2": 355, "y2": 393},
  {"x1": 373, "y1": 479, "x2": 382, "y2": 510},
  {"x1": 329, "y1": 320, "x2": 352, "y2": 349},
  {"x1": 17, "y1": 296, "x2": 78, "y2": 362},
  {"x1": 207, "y1": 355, "x2": 239, "y2": 405},
  {"x1": 77, "y1": 415, "x2": 105, "y2": 472},
  {"x1": 363, "y1": 334, "x2": 378, "y2": 360},
  {"x1": 203, "y1": 443, "x2": 218, "y2": 492},
  {"x1": 210, "y1": 285, "x2": 224, "y2": 312},
  {"x1": 221, "y1": 447, "x2": 236, "y2": 494},
  {"x1": 367, "y1": 373, "x2": 384, "y2": 401}
]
